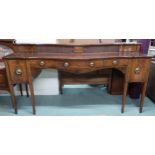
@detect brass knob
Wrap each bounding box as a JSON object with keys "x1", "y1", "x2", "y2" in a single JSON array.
[
  {"x1": 89, "y1": 62, "x2": 95, "y2": 67},
  {"x1": 64, "y1": 62, "x2": 69, "y2": 67},
  {"x1": 40, "y1": 61, "x2": 45, "y2": 66},
  {"x1": 16, "y1": 68, "x2": 22, "y2": 75},
  {"x1": 134, "y1": 67, "x2": 141, "y2": 74},
  {"x1": 112, "y1": 60, "x2": 118, "y2": 65}
]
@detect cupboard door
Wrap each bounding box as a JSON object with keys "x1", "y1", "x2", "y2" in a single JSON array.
[
  {"x1": 129, "y1": 59, "x2": 150, "y2": 82},
  {"x1": 7, "y1": 60, "x2": 27, "y2": 84}
]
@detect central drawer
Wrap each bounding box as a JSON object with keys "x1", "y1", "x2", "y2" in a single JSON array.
[
  {"x1": 29, "y1": 59, "x2": 104, "y2": 69},
  {"x1": 30, "y1": 59, "x2": 129, "y2": 68},
  {"x1": 29, "y1": 59, "x2": 129, "y2": 73}
]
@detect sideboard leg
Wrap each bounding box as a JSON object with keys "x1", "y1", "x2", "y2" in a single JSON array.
[
  {"x1": 139, "y1": 82, "x2": 147, "y2": 113},
  {"x1": 121, "y1": 81, "x2": 128, "y2": 113},
  {"x1": 9, "y1": 84, "x2": 17, "y2": 114},
  {"x1": 59, "y1": 84, "x2": 63, "y2": 95},
  {"x1": 28, "y1": 83, "x2": 36, "y2": 115},
  {"x1": 26, "y1": 61, "x2": 36, "y2": 115},
  {"x1": 19, "y1": 84, "x2": 23, "y2": 96},
  {"x1": 25, "y1": 83, "x2": 29, "y2": 97}
]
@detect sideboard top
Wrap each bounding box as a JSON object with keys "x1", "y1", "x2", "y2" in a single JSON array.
[{"x1": 3, "y1": 51, "x2": 154, "y2": 60}]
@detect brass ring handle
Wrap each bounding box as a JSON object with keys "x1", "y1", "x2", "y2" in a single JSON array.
[
  {"x1": 112, "y1": 60, "x2": 118, "y2": 65},
  {"x1": 89, "y1": 62, "x2": 95, "y2": 67},
  {"x1": 134, "y1": 67, "x2": 141, "y2": 74},
  {"x1": 16, "y1": 68, "x2": 22, "y2": 75},
  {"x1": 40, "y1": 61, "x2": 45, "y2": 66},
  {"x1": 64, "y1": 62, "x2": 69, "y2": 67}
]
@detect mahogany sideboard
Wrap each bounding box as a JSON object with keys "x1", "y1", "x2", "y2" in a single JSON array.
[
  {"x1": 3, "y1": 49, "x2": 152, "y2": 115},
  {"x1": 0, "y1": 40, "x2": 141, "y2": 95},
  {"x1": 17, "y1": 43, "x2": 140, "y2": 95}
]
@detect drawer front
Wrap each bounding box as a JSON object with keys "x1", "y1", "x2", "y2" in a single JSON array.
[
  {"x1": 129, "y1": 59, "x2": 150, "y2": 82},
  {"x1": 30, "y1": 59, "x2": 65, "y2": 69},
  {"x1": 64, "y1": 60, "x2": 103, "y2": 69},
  {"x1": 30, "y1": 59, "x2": 103, "y2": 69},
  {"x1": 7, "y1": 60, "x2": 27, "y2": 83},
  {"x1": 30, "y1": 59, "x2": 129, "y2": 73},
  {"x1": 103, "y1": 59, "x2": 129, "y2": 67}
]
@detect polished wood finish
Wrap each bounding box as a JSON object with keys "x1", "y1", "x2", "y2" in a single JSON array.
[{"x1": 3, "y1": 49, "x2": 152, "y2": 114}]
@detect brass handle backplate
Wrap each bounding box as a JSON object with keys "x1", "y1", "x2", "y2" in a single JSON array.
[
  {"x1": 89, "y1": 62, "x2": 95, "y2": 67},
  {"x1": 112, "y1": 60, "x2": 118, "y2": 65},
  {"x1": 40, "y1": 61, "x2": 45, "y2": 66},
  {"x1": 15, "y1": 68, "x2": 22, "y2": 75},
  {"x1": 64, "y1": 62, "x2": 69, "y2": 67},
  {"x1": 134, "y1": 67, "x2": 141, "y2": 74}
]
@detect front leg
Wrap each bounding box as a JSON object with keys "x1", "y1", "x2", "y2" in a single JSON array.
[
  {"x1": 26, "y1": 61, "x2": 36, "y2": 115},
  {"x1": 9, "y1": 84, "x2": 17, "y2": 114},
  {"x1": 139, "y1": 82, "x2": 147, "y2": 113},
  {"x1": 121, "y1": 81, "x2": 128, "y2": 113}
]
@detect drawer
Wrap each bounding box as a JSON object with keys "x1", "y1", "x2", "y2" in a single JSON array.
[
  {"x1": 129, "y1": 59, "x2": 150, "y2": 82},
  {"x1": 29, "y1": 59, "x2": 105, "y2": 74},
  {"x1": 30, "y1": 59, "x2": 104, "y2": 70},
  {"x1": 30, "y1": 59, "x2": 129, "y2": 74},
  {"x1": 103, "y1": 59, "x2": 129, "y2": 67},
  {"x1": 7, "y1": 60, "x2": 28, "y2": 84},
  {"x1": 64, "y1": 60, "x2": 104, "y2": 69}
]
